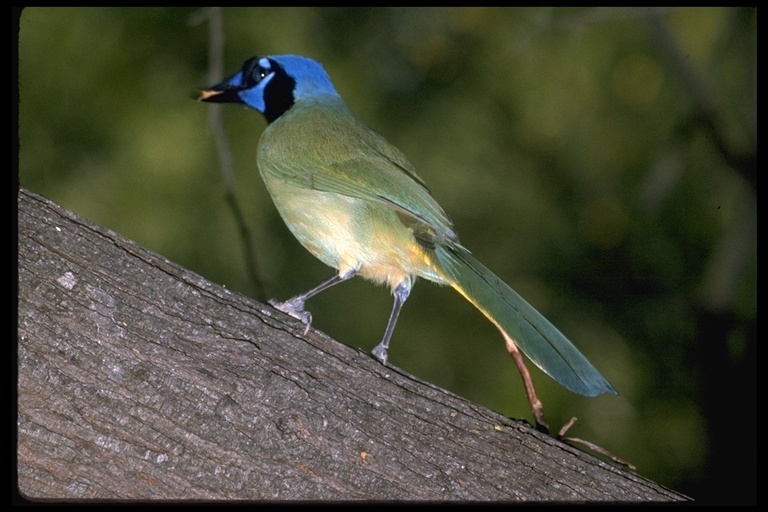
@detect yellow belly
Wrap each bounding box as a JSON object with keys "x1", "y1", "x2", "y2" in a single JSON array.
[{"x1": 262, "y1": 175, "x2": 447, "y2": 291}]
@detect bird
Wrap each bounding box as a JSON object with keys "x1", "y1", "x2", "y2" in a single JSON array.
[{"x1": 198, "y1": 54, "x2": 616, "y2": 429}]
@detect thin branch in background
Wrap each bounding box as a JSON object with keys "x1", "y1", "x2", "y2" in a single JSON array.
[
  {"x1": 643, "y1": 8, "x2": 756, "y2": 311},
  {"x1": 645, "y1": 8, "x2": 756, "y2": 190},
  {"x1": 189, "y1": 7, "x2": 265, "y2": 300}
]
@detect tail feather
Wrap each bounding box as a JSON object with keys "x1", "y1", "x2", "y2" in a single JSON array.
[{"x1": 435, "y1": 244, "x2": 617, "y2": 397}]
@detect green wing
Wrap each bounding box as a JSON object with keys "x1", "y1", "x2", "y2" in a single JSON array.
[{"x1": 258, "y1": 98, "x2": 458, "y2": 243}]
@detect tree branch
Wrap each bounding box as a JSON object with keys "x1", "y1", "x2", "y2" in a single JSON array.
[{"x1": 17, "y1": 188, "x2": 688, "y2": 501}]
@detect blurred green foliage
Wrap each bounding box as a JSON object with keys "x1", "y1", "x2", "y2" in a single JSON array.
[{"x1": 17, "y1": 7, "x2": 755, "y2": 503}]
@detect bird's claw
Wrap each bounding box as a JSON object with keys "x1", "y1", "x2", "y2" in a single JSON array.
[
  {"x1": 371, "y1": 345, "x2": 389, "y2": 365},
  {"x1": 269, "y1": 298, "x2": 312, "y2": 334}
]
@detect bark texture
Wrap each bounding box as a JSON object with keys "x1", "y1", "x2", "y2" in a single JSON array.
[{"x1": 17, "y1": 188, "x2": 689, "y2": 502}]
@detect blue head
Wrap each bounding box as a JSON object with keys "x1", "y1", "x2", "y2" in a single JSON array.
[{"x1": 198, "y1": 55, "x2": 339, "y2": 123}]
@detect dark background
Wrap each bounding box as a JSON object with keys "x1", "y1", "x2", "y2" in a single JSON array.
[{"x1": 17, "y1": 7, "x2": 755, "y2": 504}]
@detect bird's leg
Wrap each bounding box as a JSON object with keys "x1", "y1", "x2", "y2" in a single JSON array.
[
  {"x1": 269, "y1": 269, "x2": 356, "y2": 332},
  {"x1": 502, "y1": 331, "x2": 550, "y2": 434},
  {"x1": 371, "y1": 280, "x2": 413, "y2": 364}
]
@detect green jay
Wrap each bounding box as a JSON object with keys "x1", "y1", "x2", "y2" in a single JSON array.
[{"x1": 199, "y1": 55, "x2": 616, "y2": 430}]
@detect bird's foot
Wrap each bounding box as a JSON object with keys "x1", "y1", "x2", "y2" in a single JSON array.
[
  {"x1": 371, "y1": 344, "x2": 389, "y2": 365},
  {"x1": 269, "y1": 298, "x2": 312, "y2": 334}
]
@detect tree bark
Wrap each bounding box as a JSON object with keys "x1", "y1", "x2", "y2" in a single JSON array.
[{"x1": 16, "y1": 188, "x2": 689, "y2": 502}]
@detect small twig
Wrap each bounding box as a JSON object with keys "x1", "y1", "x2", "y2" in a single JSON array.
[
  {"x1": 503, "y1": 331, "x2": 549, "y2": 433},
  {"x1": 557, "y1": 417, "x2": 636, "y2": 471}
]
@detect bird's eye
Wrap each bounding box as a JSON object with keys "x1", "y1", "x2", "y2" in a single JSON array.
[
  {"x1": 240, "y1": 57, "x2": 272, "y2": 86},
  {"x1": 251, "y1": 66, "x2": 272, "y2": 85}
]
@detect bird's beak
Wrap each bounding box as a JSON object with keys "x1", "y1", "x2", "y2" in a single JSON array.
[
  {"x1": 196, "y1": 86, "x2": 244, "y2": 104},
  {"x1": 196, "y1": 73, "x2": 246, "y2": 104},
  {"x1": 197, "y1": 88, "x2": 225, "y2": 102}
]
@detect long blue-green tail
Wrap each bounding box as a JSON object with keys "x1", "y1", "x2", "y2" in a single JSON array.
[{"x1": 435, "y1": 244, "x2": 617, "y2": 397}]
